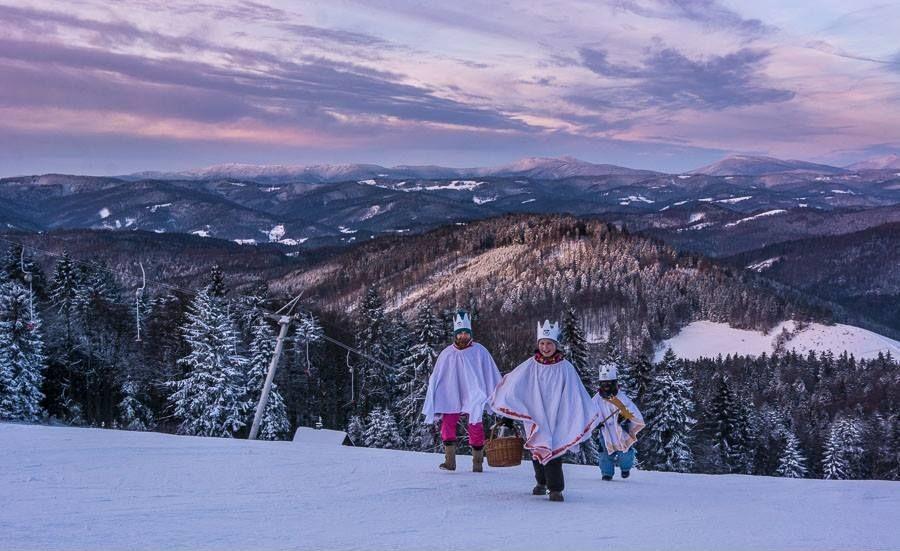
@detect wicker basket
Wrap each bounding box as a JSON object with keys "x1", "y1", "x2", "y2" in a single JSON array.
[{"x1": 485, "y1": 423, "x2": 524, "y2": 467}]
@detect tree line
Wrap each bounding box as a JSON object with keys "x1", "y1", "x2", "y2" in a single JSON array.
[{"x1": 1, "y1": 243, "x2": 896, "y2": 480}]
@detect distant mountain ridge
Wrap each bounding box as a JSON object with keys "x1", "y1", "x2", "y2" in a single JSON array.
[
  {"x1": 690, "y1": 155, "x2": 845, "y2": 176},
  {"x1": 846, "y1": 154, "x2": 900, "y2": 171},
  {"x1": 123, "y1": 156, "x2": 659, "y2": 183}
]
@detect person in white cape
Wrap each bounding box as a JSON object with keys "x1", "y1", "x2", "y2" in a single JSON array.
[
  {"x1": 592, "y1": 363, "x2": 645, "y2": 481},
  {"x1": 490, "y1": 320, "x2": 601, "y2": 502},
  {"x1": 422, "y1": 310, "x2": 501, "y2": 472}
]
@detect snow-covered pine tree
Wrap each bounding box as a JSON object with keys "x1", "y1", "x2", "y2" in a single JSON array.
[
  {"x1": 0, "y1": 282, "x2": 46, "y2": 421},
  {"x1": 208, "y1": 265, "x2": 228, "y2": 298},
  {"x1": 710, "y1": 375, "x2": 752, "y2": 473},
  {"x1": 560, "y1": 306, "x2": 591, "y2": 389},
  {"x1": 776, "y1": 429, "x2": 808, "y2": 478},
  {"x1": 235, "y1": 281, "x2": 269, "y2": 342},
  {"x1": 48, "y1": 252, "x2": 82, "y2": 342},
  {"x1": 245, "y1": 316, "x2": 291, "y2": 440},
  {"x1": 363, "y1": 406, "x2": 404, "y2": 449},
  {"x1": 822, "y1": 415, "x2": 863, "y2": 480},
  {"x1": 620, "y1": 354, "x2": 653, "y2": 404},
  {"x1": 346, "y1": 414, "x2": 366, "y2": 446},
  {"x1": 355, "y1": 287, "x2": 393, "y2": 415},
  {"x1": 397, "y1": 303, "x2": 443, "y2": 451},
  {"x1": 641, "y1": 348, "x2": 696, "y2": 472},
  {"x1": 168, "y1": 287, "x2": 249, "y2": 437},
  {"x1": 597, "y1": 328, "x2": 627, "y2": 391},
  {"x1": 117, "y1": 379, "x2": 155, "y2": 431}
]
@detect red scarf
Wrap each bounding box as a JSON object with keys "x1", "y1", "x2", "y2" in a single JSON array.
[{"x1": 534, "y1": 351, "x2": 564, "y2": 365}]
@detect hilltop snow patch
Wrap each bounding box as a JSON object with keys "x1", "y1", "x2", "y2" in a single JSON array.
[{"x1": 656, "y1": 320, "x2": 900, "y2": 361}]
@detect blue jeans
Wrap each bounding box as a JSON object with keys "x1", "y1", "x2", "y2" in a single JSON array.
[{"x1": 598, "y1": 432, "x2": 635, "y2": 477}]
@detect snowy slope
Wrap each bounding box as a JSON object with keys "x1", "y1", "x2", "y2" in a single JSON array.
[
  {"x1": 3, "y1": 424, "x2": 898, "y2": 551},
  {"x1": 655, "y1": 320, "x2": 900, "y2": 361}
]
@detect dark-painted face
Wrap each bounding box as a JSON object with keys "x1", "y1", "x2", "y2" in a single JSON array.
[
  {"x1": 455, "y1": 331, "x2": 472, "y2": 346},
  {"x1": 598, "y1": 380, "x2": 618, "y2": 399}
]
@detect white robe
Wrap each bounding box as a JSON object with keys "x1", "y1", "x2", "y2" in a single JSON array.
[
  {"x1": 592, "y1": 393, "x2": 645, "y2": 454},
  {"x1": 422, "y1": 342, "x2": 501, "y2": 424},
  {"x1": 490, "y1": 355, "x2": 601, "y2": 464}
]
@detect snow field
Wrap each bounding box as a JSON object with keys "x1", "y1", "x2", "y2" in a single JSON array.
[{"x1": 2, "y1": 424, "x2": 898, "y2": 551}]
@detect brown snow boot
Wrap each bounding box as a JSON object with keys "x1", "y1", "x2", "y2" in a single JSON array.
[
  {"x1": 548, "y1": 491, "x2": 565, "y2": 502},
  {"x1": 439, "y1": 442, "x2": 457, "y2": 471},
  {"x1": 472, "y1": 448, "x2": 484, "y2": 472}
]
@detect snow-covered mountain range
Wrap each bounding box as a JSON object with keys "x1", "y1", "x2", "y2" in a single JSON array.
[{"x1": 123, "y1": 156, "x2": 660, "y2": 183}]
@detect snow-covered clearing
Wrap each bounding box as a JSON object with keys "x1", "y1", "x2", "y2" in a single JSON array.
[
  {"x1": 473, "y1": 195, "x2": 497, "y2": 205},
  {"x1": 746, "y1": 256, "x2": 781, "y2": 272},
  {"x1": 267, "y1": 224, "x2": 286, "y2": 241},
  {"x1": 716, "y1": 195, "x2": 752, "y2": 204},
  {"x1": 3, "y1": 424, "x2": 897, "y2": 551},
  {"x1": 724, "y1": 209, "x2": 787, "y2": 228},
  {"x1": 656, "y1": 320, "x2": 900, "y2": 361}
]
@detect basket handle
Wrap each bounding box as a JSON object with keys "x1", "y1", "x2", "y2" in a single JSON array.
[{"x1": 489, "y1": 419, "x2": 519, "y2": 439}]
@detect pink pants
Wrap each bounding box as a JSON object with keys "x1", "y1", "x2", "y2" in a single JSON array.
[{"x1": 440, "y1": 413, "x2": 485, "y2": 448}]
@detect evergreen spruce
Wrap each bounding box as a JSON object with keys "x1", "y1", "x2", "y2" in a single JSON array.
[
  {"x1": 208, "y1": 265, "x2": 228, "y2": 298},
  {"x1": 346, "y1": 415, "x2": 366, "y2": 446},
  {"x1": 710, "y1": 375, "x2": 752, "y2": 473},
  {"x1": 560, "y1": 306, "x2": 591, "y2": 389},
  {"x1": 117, "y1": 380, "x2": 155, "y2": 431},
  {"x1": 397, "y1": 303, "x2": 443, "y2": 450},
  {"x1": 621, "y1": 354, "x2": 653, "y2": 403},
  {"x1": 48, "y1": 252, "x2": 81, "y2": 341},
  {"x1": 822, "y1": 416, "x2": 863, "y2": 480},
  {"x1": 641, "y1": 348, "x2": 696, "y2": 472},
  {"x1": 363, "y1": 406, "x2": 405, "y2": 449},
  {"x1": 776, "y1": 430, "x2": 808, "y2": 478},
  {"x1": 0, "y1": 282, "x2": 45, "y2": 421},
  {"x1": 168, "y1": 287, "x2": 249, "y2": 437},
  {"x1": 355, "y1": 287, "x2": 393, "y2": 415}
]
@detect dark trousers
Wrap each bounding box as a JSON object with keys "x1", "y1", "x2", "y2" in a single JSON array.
[{"x1": 532, "y1": 457, "x2": 565, "y2": 492}]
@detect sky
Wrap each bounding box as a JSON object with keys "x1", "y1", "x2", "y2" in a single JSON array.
[{"x1": 1, "y1": 0, "x2": 898, "y2": 176}]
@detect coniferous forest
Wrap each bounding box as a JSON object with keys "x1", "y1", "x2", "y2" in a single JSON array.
[{"x1": 0, "y1": 220, "x2": 897, "y2": 481}]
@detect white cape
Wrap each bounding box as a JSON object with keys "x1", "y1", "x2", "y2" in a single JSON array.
[
  {"x1": 422, "y1": 342, "x2": 501, "y2": 424},
  {"x1": 490, "y1": 355, "x2": 601, "y2": 464},
  {"x1": 592, "y1": 392, "x2": 645, "y2": 454}
]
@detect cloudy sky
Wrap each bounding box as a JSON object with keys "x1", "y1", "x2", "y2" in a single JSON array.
[{"x1": 1, "y1": 0, "x2": 898, "y2": 175}]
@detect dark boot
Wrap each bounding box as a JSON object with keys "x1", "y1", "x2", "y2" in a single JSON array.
[
  {"x1": 621, "y1": 470, "x2": 630, "y2": 479},
  {"x1": 602, "y1": 474, "x2": 613, "y2": 481},
  {"x1": 532, "y1": 459, "x2": 547, "y2": 494},
  {"x1": 472, "y1": 448, "x2": 484, "y2": 473},
  {"x1": 439, "y1": 442, "x2": 457, "y2": 471},
  {"x1": 548, "y1": 491, "x2": 564, "y2": 502}
]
